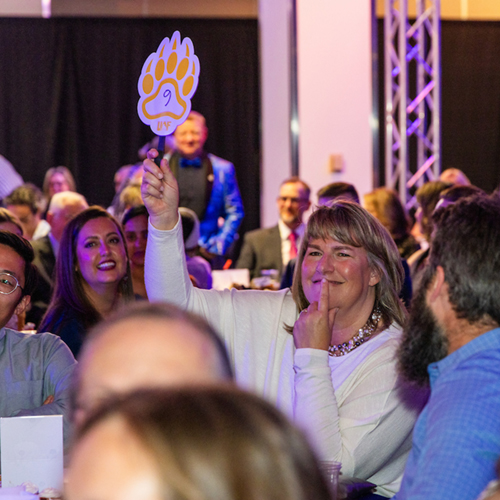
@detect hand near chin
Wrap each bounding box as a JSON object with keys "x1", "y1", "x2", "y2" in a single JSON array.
[
  {"x1": 293, "y1": 279, "x2": 338, "y2": 351},
  {"x1": 141, "y1": 148, "x2": 180, "y2": 231}
]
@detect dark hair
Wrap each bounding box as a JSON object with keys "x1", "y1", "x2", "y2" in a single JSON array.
[
  {"x1": 438, "y1": 184, "x2": 483, "y2": 205},
  {"x1": 3, "y1": 183, "x2": 45, "y2": 215},
  {"x1": 364, "y1": 187, "x2": 410, "y2": 240},
  {"x1": 180, "y1": 212, "x2": 195, "y2": 245},
  {"x1": 40, "y1": 206, "x2": 133, "y2": 333},
  {"x1": 317, "y1": 182, "x2": 360, "y2": 205},
  {"x1": 75, "y1": 387, "x2": 331, "y2": 500},
  {"x1": 0, "y1": 230, "x2": 38, "y2": 296},
  {"x1": 416, "y1": 181, "x2": 451, "y2": 241},
  {"x1": 281, "y1": 177, "x2": 311, "y2": 200},
  {"x1": 292, "y1": 202, "x2": 406, "y2": 328},
  {"x1": 122, "y1": 204, "x2": 148, "y2": 226},
  {"x1": 430, "y1": 195, "x2": 500, "y2": 325},
  {"x1": 0, "y1": 207, "x2": 23, "y2": 236},
  {"x1": 86, "y1": 302, "x2": 233, "y2": 380}
]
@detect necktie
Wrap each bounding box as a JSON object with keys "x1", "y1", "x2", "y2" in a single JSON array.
[
  {"x1": 180, "y1": 157, "x2": 202, "y2": 168},
  {"x1": 289, "y1": 231, "x2": 298, "y2": 260}
]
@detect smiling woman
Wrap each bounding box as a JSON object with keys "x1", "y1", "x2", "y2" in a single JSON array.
[
  {"x1": 142, "y1": 150, "x2": 429, "y2": 498},
  {"x1": 39, "y1": 207, "x2": 133, "y2": 357}
]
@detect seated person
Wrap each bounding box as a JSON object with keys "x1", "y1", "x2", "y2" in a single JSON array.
[
  {"x1": 409, "y1": 182, "x2": 482, "y2": 279},
  {"x1": 180, "y1": 207, "x2": 212, "y2": 289},
  {"x1": 439, "y1": 167, "x2": 471, "y2": 186},
  {"x1": 141, "y1": 150, "x2": 428, "y2": 497},
  {"x1": 4, "y1": 183, "x2": 50, "y2": 240},
  {"x1": 39, "y1": 207, "x2": 133, "y2": 357},
  {"x1": 42, "y1": 166, "x2": 77, "y2": 203},
  {"x1": 396, "y1": 194, "x2": 500, "y2": 500},
  {"x1": 237, "y1": 177, "x2": 311, "y2": 280},
  {"x1": 29, "y1": 191, "x2": 88, "y2": 327},
  {"x1": 122, "y1": 205, "x2": 148, "y2": 299},
  {"x1": 363, "y1": 187, "x2": 420, "y2": 259},
  {"x1": 317, "y1": 182, "x2": 360, "y2": 205},
  {"x1": 65, "y1": 387, "x2": 332, "y2": 500},
  {"x1": 0, "y1": 207, "x2": 23, "y2": 236},
  {"x1": 408, "y1": 181, "x2": 450, "y2": 267},
  {"x1": 0, "y1": 230, "x2": 76, "y2": 455}
]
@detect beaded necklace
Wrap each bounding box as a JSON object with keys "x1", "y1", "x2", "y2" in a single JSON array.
[{"x1": 327, "y1": 307, "x2": 382, "y2": 357}]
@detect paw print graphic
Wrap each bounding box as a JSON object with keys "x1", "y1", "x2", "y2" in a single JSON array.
[{"x1": 138, "y1": 31, "x2": 200, "y2": 135}]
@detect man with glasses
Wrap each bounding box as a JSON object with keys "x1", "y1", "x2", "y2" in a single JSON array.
[
  {"x1": 0, "y1": 230, "x2": 76, "y2": 454},
  {"x1": 236, "y1": 177, "x2": 311, "y2": 280}
]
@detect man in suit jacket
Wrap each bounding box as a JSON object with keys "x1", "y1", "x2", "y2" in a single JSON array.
[
  {"x1": 28, "y1": 191, "x2": 88, "y2": 326},
  {"x1": 236, "y1": 177, "x2": 310, "y2": 280}
]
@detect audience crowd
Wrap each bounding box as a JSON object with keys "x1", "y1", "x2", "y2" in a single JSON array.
[{"x1": 0, "y1": 110, "x2": 499, "y2": 500}]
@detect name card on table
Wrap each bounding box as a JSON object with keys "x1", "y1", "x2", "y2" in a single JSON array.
[
  {"x1": 1, "y1": 415, "x2": 63, "y2": 491},
  {"x1": 212, "y1": 269, "x2": 250, "y2": 290}
]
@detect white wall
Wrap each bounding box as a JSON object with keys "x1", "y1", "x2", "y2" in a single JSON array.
[
  {"x1": 258, "y1": 0, "x2": 373, "y2": 226},
  {"x1": 296, "y1": 0, "x2": 373, "y2": 207},
  {"x1": 259, "y1": 0, "x2": 293, "y2": 227}
]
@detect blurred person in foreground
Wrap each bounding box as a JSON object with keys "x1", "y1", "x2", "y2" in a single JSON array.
[
  {"x1": 0, "y1": 231, "x2": 76, "y2": 454},
  {"x1": 66, "y1": 387, "x2": 332, "y2": 500},
  {"x1": 72, "y1": 302, "x2": 233, "y2": 425},
  {"x1": 395, "y1": 195, "x2": 500, "y2": 500},
  {"x1": 140, "y1": 150, "x2": 427, "y2": 497},
  {"x1": 39, "y1": 207, "x2": 133, "y2": 357}
]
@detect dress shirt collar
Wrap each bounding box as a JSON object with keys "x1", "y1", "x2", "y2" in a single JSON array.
[
  {"x1": 278, "y1": 219, "x2": 305, "y2": 241},
  {"x1": 428, "y1": 327, "x2": 500, "y2": 387}
]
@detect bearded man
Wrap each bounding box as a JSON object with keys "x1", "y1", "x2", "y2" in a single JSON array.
[{"x1": 395, "y1": 194, "x2": 500, "y2": 500}]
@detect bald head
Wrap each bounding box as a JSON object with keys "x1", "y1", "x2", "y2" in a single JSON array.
[{"x1": 73, "y1": 303, "x2": 233, "y2": 425}]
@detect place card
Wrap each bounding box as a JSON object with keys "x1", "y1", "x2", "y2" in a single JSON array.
[{"x1": 1, "y1": 416, "x2": 63, "y2": 491}]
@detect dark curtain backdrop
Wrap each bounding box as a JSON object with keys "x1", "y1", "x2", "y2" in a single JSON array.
[
  {"x1": 377, "y1": 20, "x2": 500, "y2": 192},
  {"x1": 0, "y1": 17, "x2": 260, "y2": 235}
]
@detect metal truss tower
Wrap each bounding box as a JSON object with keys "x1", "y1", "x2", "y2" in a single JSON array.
[{"x1": 384, "y1": 0, "x2": 441, "y2": 207}]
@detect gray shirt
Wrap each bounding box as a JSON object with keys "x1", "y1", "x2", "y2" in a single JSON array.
[{"x1": 0, "y1": 327, "x2": 77, "y2": 459}]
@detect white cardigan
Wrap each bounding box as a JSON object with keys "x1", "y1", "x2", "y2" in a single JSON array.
[{"x1": 145, "y1": 217, "x2": 427, "y2": 497}]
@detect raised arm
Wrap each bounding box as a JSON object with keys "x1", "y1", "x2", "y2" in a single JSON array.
[{"x1": 141, "y1": 149, "x2": 179, "y2": 231}]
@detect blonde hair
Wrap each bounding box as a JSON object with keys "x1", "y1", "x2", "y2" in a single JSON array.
[
  {"x1": 43, "y1": 166, "x2": 77, "y2": 198},
  {"x1": 76, "y1": 387, "x2": 331, "y2": 500},
  {"x1": 292, "y1": 201, "x2": 407, "y2": 328}
]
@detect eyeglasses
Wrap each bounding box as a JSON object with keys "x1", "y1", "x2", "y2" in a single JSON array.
[
  {"x1": 277, "y1": 196, "x2": 308, "y2": 204},
  {"x1": 0, "y1": 272, "x2": 24, "y2": 295}
]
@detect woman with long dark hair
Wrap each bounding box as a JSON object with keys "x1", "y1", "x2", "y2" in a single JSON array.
[{"x1": 39, "y1": 206, "x2": 132, "y2": 357}]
